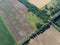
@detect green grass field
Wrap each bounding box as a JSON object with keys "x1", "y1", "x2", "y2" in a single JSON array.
[
  {"x1": 0, "y1": 16, "x2": 16, "y2": 45},
  {"x1": 26, "y1": 12, "x2": 45, "y2": 30}
]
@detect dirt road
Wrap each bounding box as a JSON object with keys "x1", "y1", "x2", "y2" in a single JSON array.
[{"x1": 28, "y1": 26, "x2": 60, "y2": 45}]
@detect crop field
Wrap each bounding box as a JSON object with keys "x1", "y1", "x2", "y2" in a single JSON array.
[
  {"x1": 0, "y1": 0, "x2": 34, "y2": 42},
  {"x1": 0, "y1": 0, "x2": 60, "y2": 45},
  {"x1": 0, "y1": 16, "x2": 16, "y2": 45},
  {"x1": 26, "y1": 12, "x2": 46, "y2": 30},
  {"x1": 28, "y1": 0, "x2": 51, "y2": 8},
  {"x1": 28, "y1": 26, "x2": 60, "y2": 45}
]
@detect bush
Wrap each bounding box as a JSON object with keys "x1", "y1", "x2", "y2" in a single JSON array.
[
  {"x1": 19, "y1": 37, "x2": 30, "y2": 45},
  {"x1": 36, "y1": 23, "x2": 42, "y2": 29}
]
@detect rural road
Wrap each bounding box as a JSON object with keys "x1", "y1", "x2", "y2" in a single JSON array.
[{"x1": 0, "y1": 0, "x2": 34, "y2": 42}]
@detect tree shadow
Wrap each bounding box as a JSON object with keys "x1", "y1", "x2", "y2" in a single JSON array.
[
  {"x1": 53, "y1": 15, "x2": 60, "y2": 27},
  {"x1": 53, "y1": 15, "x2": 60, "y2": 22},
  {"x1": 21, "y1": 24, "x2": 50, "y2": 45}
]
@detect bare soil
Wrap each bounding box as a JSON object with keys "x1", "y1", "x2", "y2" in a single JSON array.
[
  {"x1": 0, "y1": 0, "x2": 34, "y2": 42},
  {"x1": 28, "y1": 0, "x2": 51, "y2": 8},
  {"x1": 28, "y1": 26, "x2": 60, "y2": 45}
]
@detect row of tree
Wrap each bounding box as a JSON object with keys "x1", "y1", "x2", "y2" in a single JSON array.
[
  {"x1": 44, "y1": 0, "x2": 60, "y2": 16},
  {"x1": 18, "y1": 0, "x2": 60, "y2": 23},
  {"x1": 18, "y1": 0, "x2": 52, "y2": 45},
  {"x1": 19, "y1": 23, "x2": 50, "y2": 45},
  {"x1": 18, "y1": 0, "x2": 51, "y2": 23}
]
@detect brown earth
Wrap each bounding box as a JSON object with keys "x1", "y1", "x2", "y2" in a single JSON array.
[
  {"x1": 28, "y1": 0, "x2": 51, "y2": 8},
  {"x1": 28, "y1": 26, "x2": 60, "y2": 45},
  {"x1": 0, "y1": 0, "x2": 34, "y2": 42}
]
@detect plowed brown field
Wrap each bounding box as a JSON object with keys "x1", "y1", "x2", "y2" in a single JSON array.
[
  {"x1": 0, "y1": 0, "x2": 34, "y2": 42},
  {"x1": 28, "y1": 26, "x2": 60, "y2": 45}
]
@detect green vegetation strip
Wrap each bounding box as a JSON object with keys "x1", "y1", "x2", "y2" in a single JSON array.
[
  {"x1": 26, "y1": 12, "x2": 46, "y2": 30},
  {"x1": 0, "y1": 16, "x2": 16, "y2": 45},
  {"x1": 18, "y1": 0, "x2": 60, "y2": 45}
]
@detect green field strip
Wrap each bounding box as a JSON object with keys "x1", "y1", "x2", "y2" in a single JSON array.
[{"x1": 0, "y1": 16, "x2": 16, "y2": 45}]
